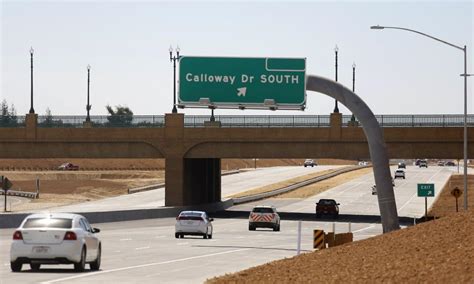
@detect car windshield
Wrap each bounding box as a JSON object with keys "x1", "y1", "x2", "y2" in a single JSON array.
[
  {"x1": 318, "y1": 200, "x2": 335, "y2": 205},
  {"x1": 252, "y1": 207, "x2": 274, "y2": 213},
  {"x1": 23, "y1": 218, "x2": 72, "y2": 229}
]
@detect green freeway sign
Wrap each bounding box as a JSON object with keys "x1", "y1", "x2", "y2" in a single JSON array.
[
  {"x1": 178, "y1": 56, "x2": 306, "y2": 110},
  {"x1": 417, "y1": 183, "x2": 435, "y2": 197}
]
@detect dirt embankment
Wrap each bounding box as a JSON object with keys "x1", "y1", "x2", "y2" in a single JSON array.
[
  {"x1": 0, "y1": 158, "x2": 356, "y2": 171},
  {"x1": 207, "y1": 210, "x2": 474, "y2": 283},
  {"x1": 429, "y1": 174, "x2": 474, "y2": 218}
]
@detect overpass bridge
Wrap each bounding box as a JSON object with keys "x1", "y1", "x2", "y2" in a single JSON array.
[{"x1": 0, "y1": 113, "x2": 472, "y2": 207}]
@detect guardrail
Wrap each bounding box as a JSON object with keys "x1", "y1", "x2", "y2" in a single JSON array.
[
  {"x1": 0, "y1": 189, "x2": 37, "y2": 199},
  {"x1": 1, "y1": 114, "x2": 473, "y2": 128},
  {"x1": 232, "y1": 165, "x2": 368, "y2": 204}
]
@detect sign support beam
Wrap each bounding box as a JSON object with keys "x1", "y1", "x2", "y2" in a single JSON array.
[{"x1": 306, "y1": 75, "x2": 400, "y2": 233}]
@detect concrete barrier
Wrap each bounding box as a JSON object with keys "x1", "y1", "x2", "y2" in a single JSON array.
[{"x1": 0, "y1": 199, "x2": 234, "y2": 229}]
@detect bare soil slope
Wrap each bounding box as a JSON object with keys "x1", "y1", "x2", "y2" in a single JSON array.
[
  {"x1": 207, "y1": 210, "x2": 474, "y2": 283},
  {"x1": 429, "y1": 174, "x2": 474, "y2": 218}
]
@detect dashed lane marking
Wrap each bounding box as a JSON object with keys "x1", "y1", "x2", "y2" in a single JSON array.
[{"x1": 40, "y1": 248, "x2": 250, "y2": 284}]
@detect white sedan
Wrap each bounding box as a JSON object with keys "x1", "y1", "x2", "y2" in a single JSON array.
[
  {"x1": 175, "y1": 211, "x2": 213, "y2": 239},
  {"x1": 10, "y1": 213, "x2": 101, "y2": 272}
]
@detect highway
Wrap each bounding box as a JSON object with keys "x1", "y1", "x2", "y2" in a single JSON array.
[
  {"x1": 24, "y1": 166, "x2": 341, "y2": 213},
  {"x1": 0, "y1": 165, "x2": 456, "y2": 283}
]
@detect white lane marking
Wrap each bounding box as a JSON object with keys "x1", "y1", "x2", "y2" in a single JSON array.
[
  {"x1": 352, "y1": 224, "x2": 376, "y2": 233},
  {"x1": 40, "y1": 248, "x2": 250, "y2": 284},
  {"x1": 114, "y1": 250, "x2": 121, "y2": 253},
  {"x1": 397, "y1": 167, "x2": 443, "y2": 213},
  {"x1": 177, "y1": 242, "x2": 189, "y2": 246},
  {"x1": 155, "y1": 235, "x2": 165, "y2": 238},
  {"x1": 120, "y1": 238, "x2": 132, "y2": 241},
  {"x1": 135, "y1": 246, "x2": 150, "y2": 250}
]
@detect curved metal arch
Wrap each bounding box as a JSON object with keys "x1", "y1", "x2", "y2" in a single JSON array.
[{"x1": 306, "y1": 75, "x2": 400, "y2": 233}]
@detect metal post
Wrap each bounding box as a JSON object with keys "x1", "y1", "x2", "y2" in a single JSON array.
[
  {"x1": 29, "y1": 47, "x2": 35, "y2": 114},
  {"x1": 297, "y1": 220, "x2": 302, "y2": 255},
  {"x1": 169, "y1": 45, "x2": 180, "y2": 114},
  {"x1": 86, "y1": 65, "x2": 91, "y2": 122},
  {"x1": 333, "y1": 45, "x2": 339, "y2": 113},
  {"x1": 2, "y1": 176, "x2": 6, "y2": 212},
  {"x1": 463, "y1": 45, "x2": 468, "y2": 210},
  {"x1": 350, "y1": 62, "x2": 356, "y2": 122},
  {"x1": 371, "y1": 25, "x2": 471, "y2": 211},
  {"x1": 425, "y1": 197, "x2": 428, "y2": 221},
  {"x1": 210, "y1": 108, "x2": 215, "y2": 122}
]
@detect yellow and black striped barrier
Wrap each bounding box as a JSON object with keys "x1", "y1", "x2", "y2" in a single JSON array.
[{"x1": 313, "y1": 229, "x2": 325, "y2": 250}]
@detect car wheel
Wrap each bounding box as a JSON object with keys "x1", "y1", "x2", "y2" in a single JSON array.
[
  {"x1": 175, "y1": 233, "x2": 179, "y2": 239},
  {"x1": 74, "y1": 247, "x2": 86, "y2": 272},
  {"x1": 11, "y1": 261, "x2": 22, "y2": 272},
  {"x1": 208, "y1": 233, "x2": 213, "y2": 239},
  {"x1": 180, "y1": 234, "x2": 184, "y2": 238},
  {"x1": 304, "y1": 165, "x2": 307, "y2": 167},
  {"x1": 30, "y1": 263, "x2": 41, "y2": 271},
  {"x1": 90, "y1": 244, "x2": 101, "y2": 271},
  {"x1": 249, "y1": 225, "x2": 256, "y2": 231}
]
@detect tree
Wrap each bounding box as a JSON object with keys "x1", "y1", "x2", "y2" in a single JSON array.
[
  {"x1": 0, "y1": 99, "x2": 18, "y2": 127},
  {"x1": 106, "y1": 105, "x2": 134, "y2": 126},
  {"x1": 39, "y1": 107, "x2": 62, "y2": 127}
]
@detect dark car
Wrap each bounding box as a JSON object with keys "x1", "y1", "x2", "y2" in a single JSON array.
[
  {"x1": 445, "y1": 161, "x2": 456, "y2": 166},
  {"x1": 315, "y1": 199, "x2": 340, "y2": 218},
  {"x1": 398, "y1": 162, "x2": 406, "y2": 169}
]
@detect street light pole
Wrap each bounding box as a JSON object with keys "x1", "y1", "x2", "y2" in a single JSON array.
[
  {"x1": 371, "y1": 25, "x2": 471, "y2": 210},
  {"x1": 29, "y1": 47, "x2": 35, "y2": 114},
  {"x1": 333, "y1": 45, "x2": 339, "y2": 113},
  {"x1": 86, "y1": 65, "x2": 91, "y2": 122},
  {"x1": 350, "y1": 62, "x2": 356, "y2": 123},
  {"x1": 169, "y1": 45, "x2": 180, "y2": 114}
]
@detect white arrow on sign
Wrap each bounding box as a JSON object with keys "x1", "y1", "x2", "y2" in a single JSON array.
[{"x1": 237, "y1": 87, "x2": 247, "y2": 97}]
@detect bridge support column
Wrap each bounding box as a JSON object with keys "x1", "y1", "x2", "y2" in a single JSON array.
[{"x1": 165, "y1": 157, "x2": 186, "y2": 206}]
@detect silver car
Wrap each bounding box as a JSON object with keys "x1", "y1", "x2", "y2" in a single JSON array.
[
  {"x1": 175, "y1": 211, "x2": 213, "y2": 239},
  {"x1": 10, "y1": 213, "x2": 101, "y2": 272}
]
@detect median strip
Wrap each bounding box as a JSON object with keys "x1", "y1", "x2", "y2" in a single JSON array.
[{"x1": 231, "y1": 166, "x2": 371, "y2": 205}]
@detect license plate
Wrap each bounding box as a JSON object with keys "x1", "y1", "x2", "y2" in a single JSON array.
[
  {"x1": 186, "y1": 221, "x2": 194, "y2": 225},
  {"x1": 33, "y1": 246, "x2": 50, "y2": 253}
]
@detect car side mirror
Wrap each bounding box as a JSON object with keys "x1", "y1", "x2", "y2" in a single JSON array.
[
  {"x1": 209, "y1": 218, "x2": 214, "y2": 222},
  {"x1": 92, "y1": 228, "x2": 100, "y2": 233}
]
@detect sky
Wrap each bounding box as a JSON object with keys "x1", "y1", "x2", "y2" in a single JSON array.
[{"x1": 1, "y1": 0, "x2": 473, "y2": 117}]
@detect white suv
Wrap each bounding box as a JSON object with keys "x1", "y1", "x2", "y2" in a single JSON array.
[
  {"x1": 249, "y1": 206, "x2": 280, "y2": 231},
  {"x1": 175, "y1": 211, "x2": 213, "y2": 239},
  {"x1": 394, "y1": 169, "x2": 406, "y2": 179}
]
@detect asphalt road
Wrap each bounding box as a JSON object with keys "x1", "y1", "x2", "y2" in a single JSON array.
[
  {"x1": 0, "y1": 217, "x2": 383, "y2": 284},
  {"x1": 0, "y1": 165, "x2": 456, "y2": 283}
]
